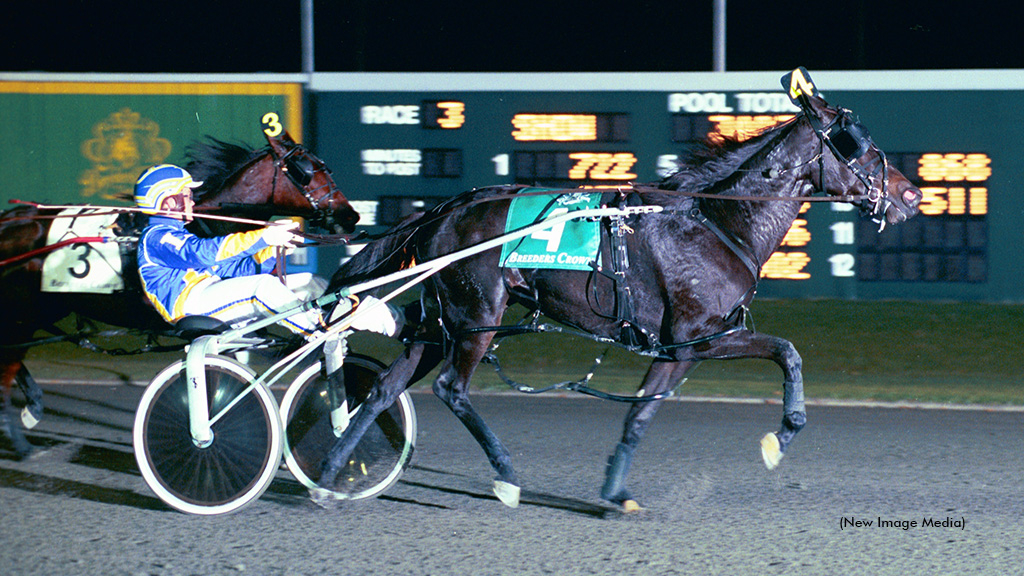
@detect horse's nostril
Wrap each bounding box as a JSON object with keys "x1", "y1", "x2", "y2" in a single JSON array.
[{"x1": 903, "y1": 190, "x2": 920, "y2": 205}]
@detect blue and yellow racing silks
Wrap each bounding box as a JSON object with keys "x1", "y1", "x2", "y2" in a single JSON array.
[{"x1": 137, "y1": 216, "x2": 279, "y2": 322}]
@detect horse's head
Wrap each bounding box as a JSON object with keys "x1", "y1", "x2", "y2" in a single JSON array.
[
  {"x1": 800, "y1": 94, "x2": 921, "y2": 228},
  {"x1": 188, "y1": 133, "x2": 360, "y2": 234},
  {"x1": 264, "y1": 132, "x2": 360, "y2": 233}
]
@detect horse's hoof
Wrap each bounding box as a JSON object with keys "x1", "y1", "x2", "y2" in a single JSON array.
[
  {"x1": 493, "y1": 480, "x2": 521, "y2": 508},
  {"x1": 760, "y1": 432, "x2": 783, "y2": 470},
  {"x1": 309, "y1": 487, "x2": 338, "y2": 509},
  {"x1": 21, "y1": 406, "x2": 39, "y2": 430},
  {"x1": 622, "y1": 499, "x2": 643, "y2": 513}
]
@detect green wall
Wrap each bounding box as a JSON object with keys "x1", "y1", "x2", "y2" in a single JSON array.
[{"x1": 0, "y1": 81, "x2": 302, "y2": 205}]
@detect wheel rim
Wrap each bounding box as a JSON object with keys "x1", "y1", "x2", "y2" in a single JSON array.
[
  {"x1": 284, "y1": 357, "x2": 415, "y2": 499},
  {"x1": 142, "y1": 365, "x2": 275, "y2": 507}
]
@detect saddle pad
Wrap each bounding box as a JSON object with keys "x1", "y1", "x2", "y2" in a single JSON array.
[
  {"x1": 41, "y1": 208, "x2": 125, "y2": 294},
  {"x1": 499, "y1": 189, "x2": 601, "y2": 271}
]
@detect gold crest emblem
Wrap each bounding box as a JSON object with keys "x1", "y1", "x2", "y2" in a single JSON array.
[{"x1": 79, "y1": 108, "x2": 172, "y2": 200}]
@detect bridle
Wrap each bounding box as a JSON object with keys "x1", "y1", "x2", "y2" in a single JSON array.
[
  {"x1": 270, "y1": 142, "x2": 343, "y2": 229},
  {"x1": 803, "y1": 104, "x2": 892, "y2": 228}
]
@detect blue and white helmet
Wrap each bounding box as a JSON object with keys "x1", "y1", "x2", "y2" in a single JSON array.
[{"x1": 134, "y1": 164, "x2": 203, "y2": 214}]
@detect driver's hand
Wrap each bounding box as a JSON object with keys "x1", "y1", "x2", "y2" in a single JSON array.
[{"x1": 262, "y1": 221, "x2": 302, "y2": 248}]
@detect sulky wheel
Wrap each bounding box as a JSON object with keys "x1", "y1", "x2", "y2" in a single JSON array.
[
  {"x1": 280, "y1": 354, "x2": 416, "y2": 501},
  {"x1": 133, "y1": 355, "x2": 282, "y2": 515}
]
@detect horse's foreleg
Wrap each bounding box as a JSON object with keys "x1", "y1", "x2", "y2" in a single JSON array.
[
  {"x1": 16, "y1": 364, "x2": 44, "y2": 429},
  {"x1": 433, "y1": 335, "x2": 521, "y2": 507},
  {"x1": 316, "y1": 342, "x2": 442, "y2": 497},
  {"x1": 751, "y1": 336, "x2": 805, "y2": 470},
  {"x1": 602, "y1": 360, "x2": 693, "y2": 510},
  {"x1": 0, "y1": 361, "x2": 32, "y2": 458},
  {"x1": 700, "y1": 331, "x2": 806, "y2": 470}
]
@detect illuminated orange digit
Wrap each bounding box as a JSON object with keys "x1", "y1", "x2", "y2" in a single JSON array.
[
  {"x1": 591, "y1": 155, "x2": 617, "y2": 178},
  {"x1": 569, "y1": 152, "x2": 638, "y2": 180},
  {"x1": 708, "y1": 114, "x2": 794, "y2": 143},
  {"x1": 436, "y1": 101, "x2": 465, "y2": 129},
  {"x1": 969, "y1": 187, "x2": 988, "y2": 215},
  {"x1": 568, "y1": 153, "x2": 600, "y2": 179},
  {"x1": 918, "y1": 187, "x2": 949, "y2": 216},
  {"x1": 761, "y1": 252, "x2": 811, "y2": 280},
  {"x1": 918, "y1": 153, "x2": 992, "y2": 182},
  {"x1": 590, "y1": 153, "x2": 637, "y2": 180},
  {"x1": 964, "y1": 154, "x2": 992, "y2": 181},
  {"x1": 781, "y1": 219, "x2": 811, "y2": 247},
  {"x1": 947, "y1": 188, "x2": 966, "y2": 215},
  {"x1": 605, "y1": 153, "x2": 638, "y2": 179}
]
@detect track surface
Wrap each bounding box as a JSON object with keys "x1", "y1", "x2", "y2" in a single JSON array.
[{"x1": 1, "y1": 383, "x2": 1022, "y2": 575}]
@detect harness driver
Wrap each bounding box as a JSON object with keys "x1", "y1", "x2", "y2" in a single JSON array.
[{"x1": 133, "y1": 164, "x2": 401, "y2": 382}]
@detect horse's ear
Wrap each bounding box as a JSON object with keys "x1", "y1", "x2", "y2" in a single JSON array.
[
  {"x1": 264, "y1": 130, "x2": 297, "y2": 147},
  {"x1": 265, "y1": 130, "x2": 294, "y2": 157},
  {"x1": 801, "y1": 93, "x2": 832, "y2": 121}
]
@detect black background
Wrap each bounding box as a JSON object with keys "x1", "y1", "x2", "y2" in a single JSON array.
[{"x1": 2, "y1": 1, "x2": 1019, "y2": 73}]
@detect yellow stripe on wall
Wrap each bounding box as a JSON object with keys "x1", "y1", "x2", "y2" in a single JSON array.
[{"x1": 0, "y1": 81, "x2": 303, "y2": 141}]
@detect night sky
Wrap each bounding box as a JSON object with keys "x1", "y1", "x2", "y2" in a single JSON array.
[{"x1": 2, "y1": 1, "x2": 1019, "y2": 73}]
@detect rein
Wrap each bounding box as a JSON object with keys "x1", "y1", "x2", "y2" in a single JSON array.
[
  {"x1": 2, "y1": 200, "x2": 282, "y2": 227},
  {"x1": 0, "y1": 201, "x2": 331, "y2": 270},
  {"x1": 341, "y1": 181, "x2": 872, "y2": 251},
  {"x1": 0, "y1": 235, "x2": 135, "y2": 269}
]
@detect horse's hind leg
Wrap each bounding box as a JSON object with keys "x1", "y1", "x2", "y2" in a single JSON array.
[
  {"x1": 602, "y1": 360, "x2": 694, "y2": 510},
  {"x1": 16, "y1": 364, "x2": 44, "y2": 429},
  {"x1": 433, "y1": 333, "x2": 522, "y2": 507}
]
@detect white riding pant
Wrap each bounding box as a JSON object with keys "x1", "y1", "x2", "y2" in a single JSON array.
[{"x1": 182, "y1": 272, "x2": 327, "y2": 336}]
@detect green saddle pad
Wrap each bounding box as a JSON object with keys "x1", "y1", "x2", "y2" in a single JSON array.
[{"x1": 499, "y1": 189, "x2": 601, "y2": 271}]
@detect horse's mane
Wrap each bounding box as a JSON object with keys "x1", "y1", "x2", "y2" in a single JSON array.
[
  {"x1": 659, "y1": 117, "x2": 799, "y2": 194},
  {"x1": 184, "y1": 137, "x2": 268, "y2": 202}
]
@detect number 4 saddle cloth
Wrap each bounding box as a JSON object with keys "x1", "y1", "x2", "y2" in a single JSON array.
[{"x1": 499, "y1": 189, "x2": 602, "y2": 271}]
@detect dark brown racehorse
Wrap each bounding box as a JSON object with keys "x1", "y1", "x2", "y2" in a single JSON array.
[
  {"x1": 320, "y1": 91, "x2": 922, "y2": 510},
  {"x1": 0, "y1": 131, "x2": 358, "y2": 457}
]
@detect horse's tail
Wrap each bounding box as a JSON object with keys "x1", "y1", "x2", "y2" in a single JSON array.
[{"x1": 327, "y1": 212, "x2": 423, "y2": 292}]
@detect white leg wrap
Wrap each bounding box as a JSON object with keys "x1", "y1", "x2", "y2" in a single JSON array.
[
  {"x1": 493, "y1": 480, "x2": 521, "y2": 508},
  {"x1": 21, "y1": 406, "x2": 39, "y2": 430}
]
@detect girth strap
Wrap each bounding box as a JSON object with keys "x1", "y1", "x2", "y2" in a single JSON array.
[{"x1": 685, "y1": 199, "x2": 761, "y2": 320}]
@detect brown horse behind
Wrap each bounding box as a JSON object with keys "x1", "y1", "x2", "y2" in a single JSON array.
[{"x1": 0, "y1": 131, "x2": 357, "y2": 457}]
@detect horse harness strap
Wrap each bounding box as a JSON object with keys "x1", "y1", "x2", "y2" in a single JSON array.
[
  {"x1": 602, "y1": 210, "x2": 659, "y2": 349},
  {"x1": 676, "y1": 199, "x2": 761, "y2": 320},
  {"x1": 685, "y1": 200, "x2": 760, "y2": 282}
]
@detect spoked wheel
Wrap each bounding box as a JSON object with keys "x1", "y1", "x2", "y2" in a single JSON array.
[
  {"x1": 133, "y1": 356, "x2": 282, "y2": 515},
  {"x1": 281, "y1": 354, "x2": 416, "y2": 501}
]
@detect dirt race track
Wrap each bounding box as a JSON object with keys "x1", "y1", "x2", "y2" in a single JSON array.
[{"x1": 1, "y1": 382, "x2": 1022, "y2": 575}]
